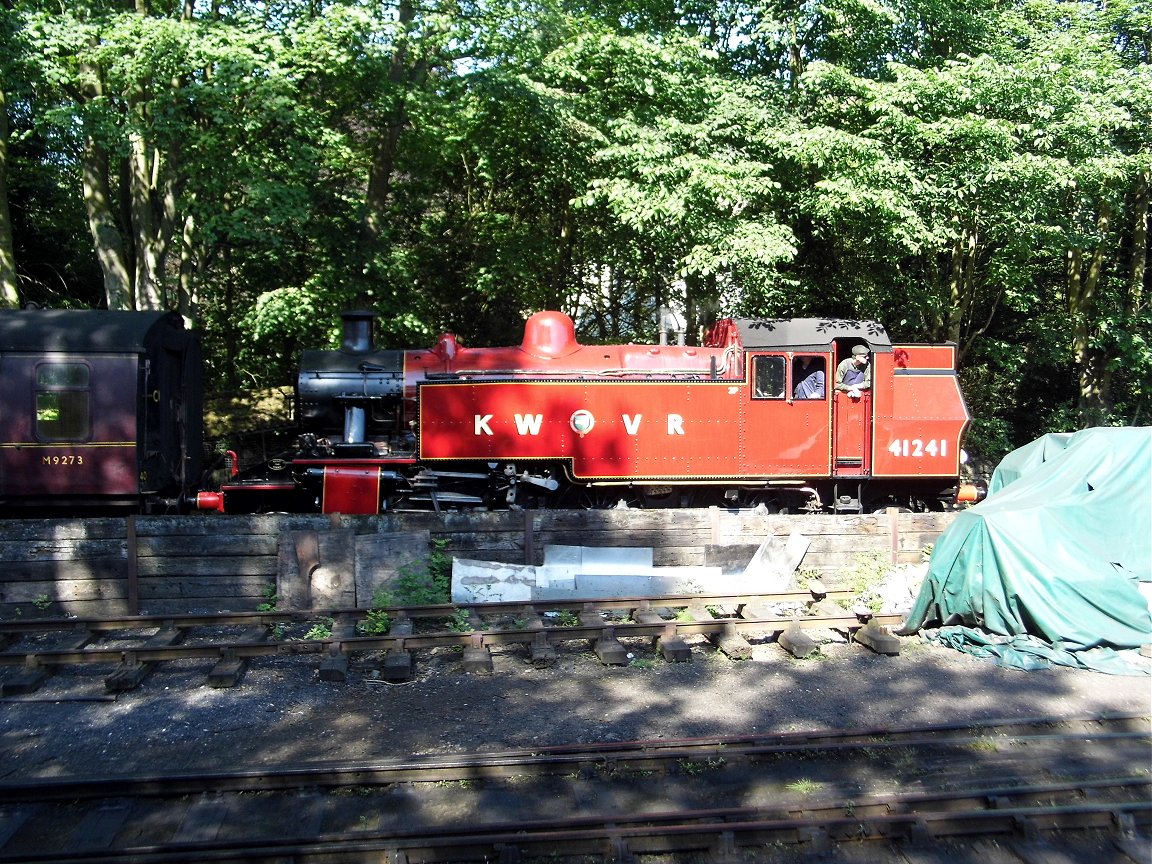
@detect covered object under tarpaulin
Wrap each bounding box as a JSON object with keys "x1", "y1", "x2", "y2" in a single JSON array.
[{"x1": 901, "y1": 426, "x2": 1152, "y2": 673}]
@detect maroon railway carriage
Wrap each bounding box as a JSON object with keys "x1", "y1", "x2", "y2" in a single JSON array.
[
  {"x1": 206, "y1": 310, "x2": 974, "y2": 515},
  {"x1": 0, "y1": 310, "x2": 202, "y2": 513}
]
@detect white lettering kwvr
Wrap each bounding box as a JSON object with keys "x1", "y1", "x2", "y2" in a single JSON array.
[{"x1": 473, "y1": 413, "x2": 686, "y2": 436}]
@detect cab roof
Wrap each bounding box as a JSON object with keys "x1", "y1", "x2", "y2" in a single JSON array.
[{"x1": 720, "y1": 318, "x2": 893, "y2": 353}]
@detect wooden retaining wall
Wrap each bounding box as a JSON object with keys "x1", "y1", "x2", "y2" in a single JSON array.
[{"x1": 0, "y1": 510, "x2": 957, "y2": 619}]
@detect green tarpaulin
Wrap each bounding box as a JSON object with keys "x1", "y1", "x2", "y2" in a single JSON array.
[{"x1": 901, "y1": 426, "x2": 1152, "y2": 673}]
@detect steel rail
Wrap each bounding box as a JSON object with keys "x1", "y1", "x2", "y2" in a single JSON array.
[
  {"x1": 0, "y1": 612, "x2": 900, "y2": 668},
  {"x1": 0, "y1": 588, "x2": 849, "y2": 635},
  {"x1": 518, "y1": 710, "x2": 1151, "y2": 755},
  {"x1": 2, "y1": 722, "x2": 1145, "y2": 802},
  {"x1": 0, "y1": 784, "x2": 1146, "y2": 864}
]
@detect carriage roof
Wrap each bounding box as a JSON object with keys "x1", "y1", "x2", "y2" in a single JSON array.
[{"x1": 0, "y1": 310, "x2": 186, "y2": 353}]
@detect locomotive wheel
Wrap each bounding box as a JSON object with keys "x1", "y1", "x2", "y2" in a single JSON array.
[{"x1": 571, "y1": 488, "x2": 643, "y2": 509}]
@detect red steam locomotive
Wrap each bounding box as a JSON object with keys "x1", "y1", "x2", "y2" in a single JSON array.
[{"x1": 0, "y1": 307, "x2": 976, "y2": 515}]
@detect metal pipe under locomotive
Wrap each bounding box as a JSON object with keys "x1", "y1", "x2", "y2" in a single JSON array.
[{"x1": 0, "y1": 307, "x2": 977, "y2": 515}]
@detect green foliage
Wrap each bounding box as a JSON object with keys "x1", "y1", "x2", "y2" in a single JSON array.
[
  {"x1": 358, "y1": 590, "x2": 392, "y2": 636},
  {"x1": 551, "y1": 611, "x2": 580, "y2": 627},
  {"x1": 842, "y1": 551, "x2": 892, "y2": 613},
  {"x1": 256, "y1": 582, "x2": 278, "y2": 613},
  {"x1": 367, "y1": 540, "x2": 453, "y2": 608},
  {"x1": 304, "y1": 617, "x2": 333, "y2": 640},
  {"x1": 4, "y1": 0, "x2": 1148, "y2": 438},
  {"x1": 447, "y1": 608, "x2": 474, "y2": 633}
]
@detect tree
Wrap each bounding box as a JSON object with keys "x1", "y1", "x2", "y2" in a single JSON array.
[
  {"x1": 0, "y1": 83, "x2": 17, "y2": 308},
  {"x1": 0, "y1": 3, "x2": 21, "y2": 308},
  {"x1": 19, "y1": 0, "x2": 319, "y2": 313}
]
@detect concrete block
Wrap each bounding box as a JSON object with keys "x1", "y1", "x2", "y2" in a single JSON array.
[
  {"x1": 853, "y1": 621, "x2": 902, "y2": 656},
  {"x1": 742, "y1": 530, "x2": 810, "y2": 591},
  {"x1": 105, "y1": 660, "x2": 151, "y2": 692},
  {"x1": 594, "y1": 631, "x2": 629, "y2": 665},
  {"x1": 529, "y1": 633, "x2": 557, "y2": 667},
  {"x1": 778, "y1": 624, "x2": 819, "y2": 658},
  {"x1": 710, "y1": 622, "x2": 752, "y2": 660},
  {"x1": 0, "y1": 663, "x2": 48, "y2": 696},
  {"x1": 657, "y1": 634, "x2": 692, "y2": 662},
  {"x1": 381, "y1": 649, "x2": 413, "y2": 681},
  {"x1": 544, "y1": 544, "x2": 652, "y2": 573},
  {"x1": 452, "y1": 558, "x2": 536, "y2": 603},
  {"x1": 207, "y1": 650, "x2": 248, "y2": 688},
  {"x1": 462, "y1": 646, "x2": 493, "y2": 673}
]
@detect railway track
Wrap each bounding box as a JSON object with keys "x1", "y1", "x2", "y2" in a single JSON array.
[
  {"x1": 0, "y1": 590, "x2": 902, "y2": 695},
  {"x1": 0, "y1": 714, "x2": 1147, "y2": 863}
]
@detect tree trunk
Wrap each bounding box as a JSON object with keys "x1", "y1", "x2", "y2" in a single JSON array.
[
  {"x1": 946, "y1": 221, "x2": 980, "y2": 359},
  {"x1": 128, "y1": 127, "x2": 178, "y2": 310},
  {"x1": 177, "y1": 211, "x2": 198, "y2": 321},
  {"x1": 1129, "y1": 170, "x2": 1148, "y2": 317},
  {"x1": 80, "y1": 135, "x2": 133, "y2": 310},
  {"x1": 129, "y1": 131, "x2": 162, "y2": 309},
  {"x1": 0, "y1": 85, "x2": 19, "y2": 308},
  {"x1": 1068, "y1": 201, "x2": 1113, "y2": 428},
  {"x1": 359, "y1": 0, "x2": 426, "y2": 259}
]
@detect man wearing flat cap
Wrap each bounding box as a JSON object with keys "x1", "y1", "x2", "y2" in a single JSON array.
[{"x1": 835, "y1": 344, "x2": 872, "y2": 400}]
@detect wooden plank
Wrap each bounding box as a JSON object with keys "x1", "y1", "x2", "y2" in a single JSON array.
[
  {"x1": 0, "y1": 510, "x2": 960, "y2": 619},
  {"x1": 133, "y1": 599, "x2": 264, "y2": 615},
  {"x1": 135, "y1": 514, "x2": 338, "y2": 537},
  {"x1": 309, "y1": 529, "x2": 357, "y2": 610},
  {"x1": 532, "y1": 529, "x2": 712, "y2": 549},
  {"x1": 0, "y1": 519, "x2": 127, "y2": 541},
  {"x1": 136, "y1": 556, "x2": 278, "y2": 578},
  {"x1": 4, "y1": 580, "x2": 128, "y2": 603},
  {"x1": 0, "y1": 539, "x2": 127, "y2": 563},
  {"x1": 138, "y1": 574, "x2": 271, "y2": 600},
  {"x1": 431, "y1": 532, "x2": 526, "y2": 552},
  {"x1": 136, "y1": 534, "x2": 279, "y2": 557},
  {"x1": 652, "y1": 549, "x2": 706, "y2": 567},
  {"x1": 0, "y1": 560, "x2": 131, "y2": 582}
]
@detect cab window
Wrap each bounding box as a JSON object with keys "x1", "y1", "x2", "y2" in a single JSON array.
[
  {"x1": 752, "y1": 356, "x2": 785, "y2": 399},
  {"x1": 35, "y1": 363, "x2": 90, "y2": 441}
]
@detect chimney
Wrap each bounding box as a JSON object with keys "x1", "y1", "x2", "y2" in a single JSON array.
[{"x1": 341, "y1": 310, "x2": 377, "y2": 353}]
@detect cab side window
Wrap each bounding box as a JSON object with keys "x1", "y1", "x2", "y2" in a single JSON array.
[
  {"x1": 35, "y1": 363, "x2": 90, "y2": 441},
  {"x1": 752, "y1": 355, "x2": 786, "y2": 399}
]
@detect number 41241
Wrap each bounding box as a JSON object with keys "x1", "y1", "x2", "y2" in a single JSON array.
[{"x1": 887, "y1": 439, "x2": 947, "y2": 458}]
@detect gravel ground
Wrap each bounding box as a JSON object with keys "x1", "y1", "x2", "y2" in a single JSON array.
[{"x1": 2, "y1": 633, "x2": 1149, "y2": 783}]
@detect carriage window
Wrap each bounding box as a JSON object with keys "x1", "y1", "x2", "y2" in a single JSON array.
[
  {"x1": 35, "y1": 363, "x2": 90, "y2": 440},
  {"x1": 752, "y1": 356, "x2": 786, "y2": 399}
]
